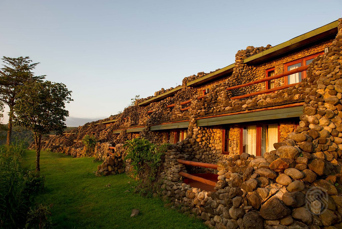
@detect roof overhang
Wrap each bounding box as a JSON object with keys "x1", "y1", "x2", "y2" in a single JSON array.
[
  {"x1": 244, "y1": 20, "x2": 339, "y2": 65},
  {"x1": 150, "y1": 121, "x2": 189, "y2": 131},
  {"x1": 138, "y1": 86, "x2": 182, "y2": 106},
  {"x1": 186, "y1": 63, "x2": 235, "y2": 87},
  {"x1": 102, "y1": 119, "x2": 117, "y2": 124},
  {"x1": 197, "y1": 105, "x2": 303, "y2": 127},
  {"x1": 127, "y1": 127, "x2": 145, "y2": 133},
  {"x1": 113, "y1": 129, "x2": 123, "y2": 134}
]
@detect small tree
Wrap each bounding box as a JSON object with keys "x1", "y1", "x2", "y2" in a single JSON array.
[
  {"x1": 82, "y1": 135, "x2": 97, "y2": 156},
  {"x1": 14, "y1": 80, "x2": 72, "y2": 172},
  {"x1": 124, "y1": 138, "x2": 169, "y2": 195},
  {"x1": 130, "y1": 95, "x2": 140, "y2": 106},
  {"x1": 0, "y1": 56, "x2": 44, "y2": 145}
]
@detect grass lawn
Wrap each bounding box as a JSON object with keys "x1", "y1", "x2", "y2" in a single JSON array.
[{"x1": 23, "y1": 150, "x2": 207, "y2": 229}]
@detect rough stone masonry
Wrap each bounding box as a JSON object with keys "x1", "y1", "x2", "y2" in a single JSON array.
[{"x1": 40, "y1": 19, "x2": 342, "y2": 228}]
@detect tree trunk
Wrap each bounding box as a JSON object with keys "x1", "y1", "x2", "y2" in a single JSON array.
[
  {"x1": 35, "y1": 133, "x2": 42, "y2": 172},
  {"x1": 6, "y1": 105, "x2": 14, "y2": 146},
  {"x1": 6, "y1": 118, "x2": 12, "y2": 146}
]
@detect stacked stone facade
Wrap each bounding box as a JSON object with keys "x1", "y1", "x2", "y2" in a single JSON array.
[{"x1": 40, "y1": 19, "x2": 342, "y2": 228}]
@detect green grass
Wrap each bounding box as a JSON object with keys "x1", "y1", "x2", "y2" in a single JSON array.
[{"x1": 23, "y1": 150, "x2": 207, "y2": 229}]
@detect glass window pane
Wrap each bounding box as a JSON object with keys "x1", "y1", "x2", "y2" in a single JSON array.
[
  {"x1": 267, "y1": 124, "x2": 278, "y2": 152},
  {"x1": 268, "y1": 70, "x2": 275, "y2": 89},
  {"x1": 306, "y1": 59, "x2": 314, "y2": 65},
  {"x1": 245, "y1": 125, "x2": 257, "y2": 156},
  {"x1": 288, "y1": 63, "x2": 302, "y2": 84},
  {"x1": 261, "y1": 126, "x2": 266, "y2": 156}
]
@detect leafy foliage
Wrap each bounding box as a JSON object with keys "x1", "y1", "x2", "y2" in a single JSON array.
[
  {"x1": 125, "y1": 138, "x2": 169, "y2": 195},
  {"x1": 0, "y1": 56, "x2": 44, "y2": 145},
  {"x1": 25, "y1": 204, "x2": 52, "y2": 229},
  {"x1": 15, "y1": 80, "x2": 72, "y2": 135},
  {"x1": 0, "y1": 125, "x2": 34, "y2": 145},
  {"x1": 0, "y1": 143, "x2": 45, "y2": 229},
  {"x1": 82, "y1": 134, "x2": 97, "y2": 156},
  {"x1": 130, "y1": 95, "x2": 140, "y2": 106},
  {"x1": 14, "y1": 80, "x2": 72, "y2": 171}
]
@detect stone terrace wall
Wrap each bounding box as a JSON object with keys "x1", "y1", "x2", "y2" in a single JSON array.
[
  {"x1": 41, "y1": 20, "x2": 336, "y2": 166},
  {"x1": 159, "y1": 19, "x2": 342, "y2": 229},
  {"x1": 39, "y1": 18, "x2": 342, "y2": 228}
]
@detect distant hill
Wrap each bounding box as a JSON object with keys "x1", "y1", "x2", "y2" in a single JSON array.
[
  {"x1": 0, "y1": 126, "x2": 78, "y2": 146},
  {"x1": 66, "y1": 117, "x2": 105, "y2": 127},
  {"x1": 0, "y1": 125, "x2": 34, "y2": 146}
]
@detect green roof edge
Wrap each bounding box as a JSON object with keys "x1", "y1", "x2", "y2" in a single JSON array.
[
  {"x1": 244, "y1": 20, "x2": 339, "y2": 64},
  {"x1": 138, "y1": 85, "x2": 182, "y2": 106},
  {"x1": 137, "y1": 19, "x2": 339, "y2": 107},
  {"x1": 102, "y1": 119, "x2": 118, "y2": 124},
  {"x1": 186, "y1": 63, "x2": 235, "y2": 87}
]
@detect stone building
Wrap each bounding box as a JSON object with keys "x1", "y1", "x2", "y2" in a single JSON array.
[{"x1": 42, "y1": 19, "x2": 342, "y2": 228}]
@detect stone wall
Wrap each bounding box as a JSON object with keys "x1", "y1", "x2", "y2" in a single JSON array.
[
  {"x1": 39, "y1": 18, "x2": 342, "y2": 229},
  {"x1": 158, "y1": 19, "x2": 342, "y2": 229}
]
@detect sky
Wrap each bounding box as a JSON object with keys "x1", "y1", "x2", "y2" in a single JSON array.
[{"x1": 0, "y1": 0, "x2": 341, "y2": 126}]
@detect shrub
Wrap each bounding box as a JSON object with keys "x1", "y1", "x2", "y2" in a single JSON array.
[
  {"x1": 82, "y1": 135, "x2": 97, "y2": 156},
  {"x1": 0, "y1": 144, "x2": 45, "y2": 229},
  {"x1": 25, "y1": 204, "x2": 52, "y2": 229},
  {"x1": 124, "y1": 138, "x2": 169, "y2": 195}
]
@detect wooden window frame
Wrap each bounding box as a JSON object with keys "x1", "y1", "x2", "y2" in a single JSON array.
[
  {"x1": 239, "y1": 127, "x2": 244, "y2": 155},
  {"x1": 256, "y1": 125, "x2": 262, "y2": 156},
  {"x1": 284, "y1": 58, "x2": 303, "y2": 85},
  {"x1": 239, "y1": 122, "x2": 280, "y2": 156},
  {"x1": 303, "y1": 52, "x2": 323, "y2": 78},
  {"x1": 284, "y1": 52, "x2": 324, "y2": 85},
  {"x1": 174, "y1": 129, "x2": 187, "y2": 144},
  {"x1": 174, "y1": 131, "x2": 179, "y2": 144},
  {"x1": 221, "y1": 128, "x2": 229, "y2": 154},
  {"x1": 180, "y1": 130, "x2": 184, "y2": 141},
  {"x1": 265, "y1": 68, "x2": 275, "y2": 89}
]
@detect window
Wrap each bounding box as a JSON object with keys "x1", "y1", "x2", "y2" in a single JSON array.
[
  {"x1": 222, "y1": 126, "x2": 241, "y2": 155},
  {"x1": 173, "y1": 129, "x2": 187, "y2": 144},
  {"x1": 240, "y1": 123, "x2": 279, "y2": 156},
  {"x1": 222, "y1": 128, "x2": 229, "y2": 154},
  {"x1": 266, "y1": 68, "x2": 275, "y2": 89},
  {"x1": 267, "y1": 124, "x2": 278, "y2": 152},
  {"x1": 286, "y1": 61, "x2": 302, "y2": 84},
  {"x1": 243, "y1": 125, "x2": 257, "y2": 155},
  {"x1": 284, "y1": 52, "x2": 323, "y2": 85},
  {"x1": 202, "y1": 88, "x2": 209, "y2": 96}
]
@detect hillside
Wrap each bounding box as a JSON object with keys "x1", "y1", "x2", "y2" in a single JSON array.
[
  {"x1": 0, "y1": 125, "x2": 34, "y2": 146},
  {"x1": 0, "y1": 125, "x2": 78, "y2": 146}
]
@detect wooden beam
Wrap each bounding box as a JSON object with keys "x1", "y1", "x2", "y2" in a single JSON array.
[
  {"x1": 179, "y1": 172, "x2": 217, "y2": 187},
  {"x1": 177, "y1": 159, "x2": 218, "y2": 169},
  {"x1": 230, "y1": 83, "x2": 300, "y2": 100},
  {"x1": 180, "y1": 107, "x2": 190, "y2": 111},
  {"x1": 226, "y1": 66, "x2": 308, "y2": 91},
  {"x1": 197, "y1": 95, "x2": 206, "y2": 99},
  {"x1": 180, "y1": 100, "x2": 191, "y2": 105}
]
